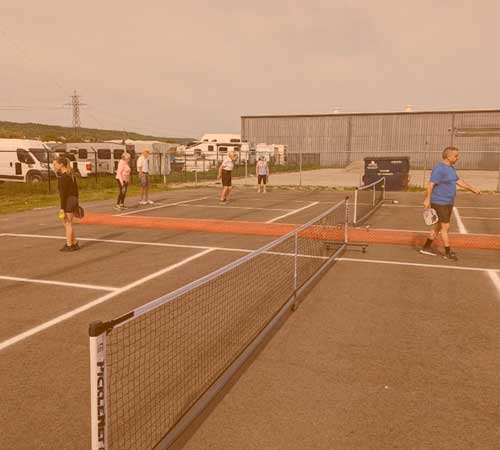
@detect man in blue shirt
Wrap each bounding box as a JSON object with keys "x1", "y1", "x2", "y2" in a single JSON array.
[{"x1": 420, "y1": 146, "x2": 480, "y2": 260}]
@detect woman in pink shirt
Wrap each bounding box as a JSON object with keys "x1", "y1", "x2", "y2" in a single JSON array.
[{"x1": 115, "y1": 152, "x2": 131, "y2": 210}]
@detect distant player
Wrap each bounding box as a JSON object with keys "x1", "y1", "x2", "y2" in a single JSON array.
[
  {"x1": 420, "y1": 146, "x2": 480, "y2": 260},
  {"x1": 218, "y1": 150, "x2": 237, "y2": 202},
  {"x1": 256, "y1": 157, "x2": 269, "y2": 193},
  {"x1": 137, "y1": 149, "x2": 153, "y2": 205}
]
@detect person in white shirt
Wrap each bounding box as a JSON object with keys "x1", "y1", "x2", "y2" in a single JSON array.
[
  {"x1": 256, "y1": 157, "x2": 270, "y2": 193},
  {"x1": 217, "y1": 150, "x2": 237, "y2": 203},
  {"x1": 136, "y1": 149, "x2": 154, "y2": 205}
]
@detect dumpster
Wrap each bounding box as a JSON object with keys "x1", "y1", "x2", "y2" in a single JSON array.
[{"x1": 363, "y1": 156, "x2": 410, "y2": 191}]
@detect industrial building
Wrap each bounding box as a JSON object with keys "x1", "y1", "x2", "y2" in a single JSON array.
[{"x1": 241, "y1": 109, "x2": 500, "y2": 170}]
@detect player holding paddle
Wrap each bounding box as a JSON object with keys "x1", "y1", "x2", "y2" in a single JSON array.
[{"x1": 420, "y1": 146, "x2": 480, "y2": 260}]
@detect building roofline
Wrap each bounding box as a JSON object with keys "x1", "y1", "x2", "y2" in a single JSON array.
[{"x1": 241, "y1": 108, "x2": 500, "y2": 119}]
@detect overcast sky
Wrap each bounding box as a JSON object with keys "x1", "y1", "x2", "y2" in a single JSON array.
[{"x1": 1, "y1": 0, "x2": 499, "y2": 138}]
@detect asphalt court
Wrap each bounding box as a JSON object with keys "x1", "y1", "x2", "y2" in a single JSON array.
[{"x1": 0, "y1": 186, "x2": 499, "y2": 450}]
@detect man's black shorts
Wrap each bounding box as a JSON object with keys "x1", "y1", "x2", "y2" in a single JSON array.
[
  {"x1": 257, "y1": 175, "x2": 268, "y2": 185},
  {"x1": 431, "y1": 203, "x2": 453, "y2": 223},
  {"x1": 221, "y1": 169, "x2": 232, "y2": 187}
]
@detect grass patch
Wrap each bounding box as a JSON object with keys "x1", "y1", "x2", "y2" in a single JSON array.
[
  {"x1": 0, "y1": 179, "x2": 175, "y2": 214},
  {"x1": 0, "y1": 163, "x2": 313, "y2": 214}
]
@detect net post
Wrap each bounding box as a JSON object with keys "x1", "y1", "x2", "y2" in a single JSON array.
[
  {"x1": 382, "y1": 177, "x2": 386, "y2": 200},
  {"x1": 372, "y1": 183, "x2": 376, "y2": 206},
  {"x1": 353, "y1": 189, "x2": 358, "y2": 224},
  {"x1": 89, "y1": 321, "x2": 108, "y2": 450},
  {"x1": 292, "y1": 232, "x2": 298, "y2": 310},
  {"x1": 344, "y1": 196, "x2": 349, "y2": 244}
]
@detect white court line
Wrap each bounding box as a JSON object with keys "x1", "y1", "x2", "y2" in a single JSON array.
[
  {"x1": 177, "y1": 204, "x2": 294, "y2": 212},
  {"x1": 0, "y1": 275, "x2": 117, "y2": 291},
  {"x1": 383, "y1": 204, "x2": 500, "y2": 210},
  {"x1": 0, "y1": 248, "x2": 214, "y2": 352},
  {"x1": 453, "y1": 207, "x2": 467, "y2": 234},
  {"x1": 461, "y1": 216, "x2": 500, "y2": 221},
  {"x1": 116, "y1": 196, "x2": 210, "y2": 216},
  {"x1": 487, "y1": 271, "x2": 500, "y2": 297},
  {"x1": 351, "y1": 226, "x2": 500, "y2": 237},
  {"x1": 1, "y1": 233, "x2": 327, "y2": 260},
  {"x1": 266, "y1": 202, "x2": 319, "y2": 223},
  {"x1": 336, "y1": 257, "x2": 500, "y2": 273},
  {"x1": 449, "y1": 209, "x2": 499, "y2": 296},
  {"x1": 2, "y1": 233, "x2": 255, "y2": 253},
  {"x1": 293, "y1": 200, "x2": 338, "y2": 204}
]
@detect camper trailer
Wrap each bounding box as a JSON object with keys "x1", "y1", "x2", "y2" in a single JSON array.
[
  {"x1": 109, "y1": 140, "x2": 172, "y2": 175},
  {"x1": 0, "y1": 139, "x2": 55, "y2": 183}
]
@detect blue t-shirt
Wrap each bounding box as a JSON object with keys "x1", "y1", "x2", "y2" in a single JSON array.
[{"x1": 430, "y1": 162, "x2": 459, "y2": 205}]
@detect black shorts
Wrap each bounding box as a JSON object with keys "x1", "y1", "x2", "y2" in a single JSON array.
[
  {"x1": 64, "y1": 196, "x2": 79, "y2": 214},
  {"x1": 221, "y1": 170, "x2": 232, "y2": 187},
  {"x1": 258, "y1": 175, "x2": 268, "y2": 185},
  {"x1": 431, "y1": 203, "x2": 453, "y2": 223}
]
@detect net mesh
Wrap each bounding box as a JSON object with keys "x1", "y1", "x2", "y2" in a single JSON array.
[
  {"x1": 353, "y1": 178, "x2": 385, "y2": 225},
  {"x1": 102, "y1": 201, "x2": 347, "y2": 450}
]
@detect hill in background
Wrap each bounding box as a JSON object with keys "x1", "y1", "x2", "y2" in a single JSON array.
[{"x1": 0, "y1": 120, "x2": 194, "y2": 143}]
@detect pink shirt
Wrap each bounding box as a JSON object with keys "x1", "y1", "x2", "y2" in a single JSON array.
[{"x1": 116, "y1": 159, "x2": 131, "y2": 183}]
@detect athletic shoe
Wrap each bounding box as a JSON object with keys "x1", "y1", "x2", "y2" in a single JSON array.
[
  {"x1": 139, "y1": 201, "x2": 147, "y2": 205},
  {"x1": 60, "y1": 244, "x2": 71, "y2": 252},
  {"x1": 119, "y1": 204, "x2": 128, "y2": 209},
  {"x1": 114, "y1": 205, "x2": 122, "y2": 211},
  {"x1": 147, "y1": 200, "x2": 154, "y2": 205},
  {"x1": 443, "y1": 252, "x2": 458, "y2": 261},
  {"x1": 419, "y1": 247, "x2": 438, "y2": 256}
]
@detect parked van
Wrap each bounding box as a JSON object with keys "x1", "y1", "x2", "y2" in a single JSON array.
[
  {"x1": 0, "y1": 139, "x2": 55, "y2": 183},
  {"x1": 55, "y1": 142, "x2": 128, "y2": 175}
]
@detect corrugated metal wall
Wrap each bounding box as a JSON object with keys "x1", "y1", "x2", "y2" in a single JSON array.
[{"x1": 241, "y1": 111, "x2": 500, "y2": 170}]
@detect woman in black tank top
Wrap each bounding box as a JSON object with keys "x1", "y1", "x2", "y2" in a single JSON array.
[{"x1": 53, "y1": 156, "x2": 80, "y2": 252}]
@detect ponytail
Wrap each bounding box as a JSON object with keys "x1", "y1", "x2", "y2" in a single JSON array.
[{"x1": 54, "y1": 156, "x2": 75, "y2": 180}]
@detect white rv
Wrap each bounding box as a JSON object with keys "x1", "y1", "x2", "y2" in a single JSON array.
[
  {"x1": 177, "y1": 142, "x2": 245, "y2": 171},
  {"x1": 200, "y1": 133, "x2": 242, "y2": 144},
  {"x1": 255, "y1": 144, "x2": 287, "y2": 165},
  {"x1": 0, "y1": 139, "x2": 55, "y2": 183}
]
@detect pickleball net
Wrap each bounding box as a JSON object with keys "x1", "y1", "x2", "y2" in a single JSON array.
[
  {"x1": 353, "y1": 177, "x2": 385, "y2": 225},
  {"x1": 89, "y1": 198, "x2": 349, "y2": 450}
]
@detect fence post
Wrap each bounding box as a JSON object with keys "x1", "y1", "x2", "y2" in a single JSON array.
[
  {"x1": 497, "y1": 151, "x2": 500, "y2": 192},
  {"x1": 94, "y1": 150, "x2": 98, "y2": 186},
  {"x1": 163, "y1": 150, "x2": 167, "y2": 184},
  {"x1": 46, "y1": 149, "x2": 51, "y2": 193},
  {"x1": 159, "y1": 151, "x2": 162, "y2": 184},
  {"x1": 244, "y1": 159, "x2": 248, "y2": 185},
  {"x1": 299, "y1": 150, "x2": 303, "y2": 186},
  {"x1": 422, "y1": 139, "x2": 429, "y2": 188}
]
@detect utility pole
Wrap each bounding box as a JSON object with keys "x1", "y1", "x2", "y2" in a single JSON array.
[{"x1": 65, "y1": 90, "x2": 86, "y2": 136}]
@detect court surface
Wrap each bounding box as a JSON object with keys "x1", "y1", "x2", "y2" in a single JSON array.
[{"x1": 0, "y1": 186, "x2": 499, "y2": 450}]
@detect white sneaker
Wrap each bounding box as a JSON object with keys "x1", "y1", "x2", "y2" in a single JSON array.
[
  {"x1": 139, "y1": 201, "x2": 147, "y2": 205},
  {"x1": 147, "y1": 200, "x2": 154, "y2": 205}
]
